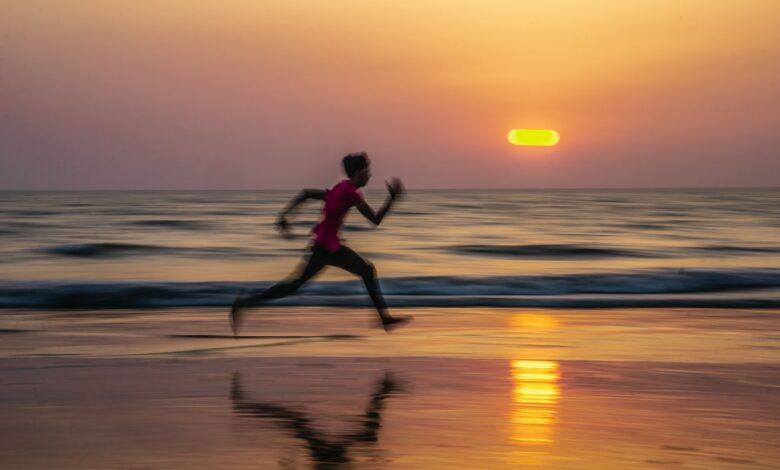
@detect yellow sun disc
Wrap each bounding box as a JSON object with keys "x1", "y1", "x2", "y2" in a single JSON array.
[{"x1": 508, "y1": 129, "x2": 560, "y2": 146}]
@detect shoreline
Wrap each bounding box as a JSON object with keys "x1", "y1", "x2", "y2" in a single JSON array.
[{"x1": 1, "y1": 307, "x2": 778, "y2": 363}]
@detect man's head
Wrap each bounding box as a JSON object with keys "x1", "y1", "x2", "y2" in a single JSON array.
[{"x1": 343, "y1": 152, "x2": 371, "y2": 187}]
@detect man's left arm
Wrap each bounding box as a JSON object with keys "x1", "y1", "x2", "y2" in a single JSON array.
[{"x1": 276, "y1": 189, "x2": 327, "y2": 232}]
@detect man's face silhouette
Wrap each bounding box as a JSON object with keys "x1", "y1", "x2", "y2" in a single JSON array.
[{"x1": 354, "y1": 165, "x2": 371, "y2": 187}]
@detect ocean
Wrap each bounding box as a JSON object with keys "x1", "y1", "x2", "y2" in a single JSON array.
[{"x1": 1, "y1": 189, "x2": 778, "y2": 310}]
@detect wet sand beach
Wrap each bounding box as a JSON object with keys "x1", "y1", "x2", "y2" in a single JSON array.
[{"x1": 1, "y1": 307, "x2": 778, "y2": 469}]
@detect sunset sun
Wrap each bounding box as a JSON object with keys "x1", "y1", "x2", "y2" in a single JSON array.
[{"x1": 507, "y1": 129, "x2": 560, "y2": 147}]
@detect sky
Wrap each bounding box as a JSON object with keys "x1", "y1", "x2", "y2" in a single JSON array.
[{"x1": 1, "y1": 0, "x2": 779, "y2": 190}]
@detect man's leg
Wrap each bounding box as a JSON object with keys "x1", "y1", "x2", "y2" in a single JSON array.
[
  {"x1": 244, "y1": 254, "x2": 327, "y2": 304},
  {"x1": 328, "y1": 246, "x2": 411, "y2": 331},
  {"x1": 230, "y1": 246, "x2": 328, "y2": 335}
]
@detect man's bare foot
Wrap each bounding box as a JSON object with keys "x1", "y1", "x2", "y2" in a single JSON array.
[
  {"x1": 230, "y1": 296, "x2": 246, "y2": 338},
  {"x1": 381, "y1": 315, "x2": 413, "y2": 332}
]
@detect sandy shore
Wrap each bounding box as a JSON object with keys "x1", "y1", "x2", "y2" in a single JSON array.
[
  {"x1": 1, "y1": 307, "x2": 778, "y2": 363},
  {"x1": 1, "y1": 307, "x2": 778, "y2": 468}
]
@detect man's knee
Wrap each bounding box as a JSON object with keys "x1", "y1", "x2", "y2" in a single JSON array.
[{"x1": 361, "y1": 261, "x2": 377, "y2": 280}]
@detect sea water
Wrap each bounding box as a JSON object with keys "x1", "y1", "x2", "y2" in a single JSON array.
[{"x1": 0, "y1": 189, "x2": 778, "y2": 309}]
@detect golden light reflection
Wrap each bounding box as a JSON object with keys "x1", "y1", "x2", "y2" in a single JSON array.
[
  {"x1": 511, "y1": 360, "x2": 560, "y2": 445},
  {"x1": 510, "y1": 312, "x2": 560, "y2": 331}
]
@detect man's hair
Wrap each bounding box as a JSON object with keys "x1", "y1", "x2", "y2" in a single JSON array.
[{"x1": 342, "y1": 152, "x2": 369, "y2": 177}]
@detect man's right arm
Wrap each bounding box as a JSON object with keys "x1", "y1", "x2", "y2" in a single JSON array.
[
  {"x1": 355, "y1": 198, "x2": 393, "y2": 226},
  {"x1": 355, "y1": 179, "x2": 404, "y2": 226}
]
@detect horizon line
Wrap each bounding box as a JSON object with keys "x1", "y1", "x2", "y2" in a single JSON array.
[{"x1": 1, "y1": 185, "x2": 778, "y2": 192}]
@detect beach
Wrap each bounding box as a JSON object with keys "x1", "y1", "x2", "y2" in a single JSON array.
[{"x1": 1, "y1": 306, "x2": 778, "y2": 469}]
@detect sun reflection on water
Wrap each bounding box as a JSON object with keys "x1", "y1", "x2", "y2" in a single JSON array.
[{"x1": 510, "y1": 360, "x2": 560, "y2": 445}]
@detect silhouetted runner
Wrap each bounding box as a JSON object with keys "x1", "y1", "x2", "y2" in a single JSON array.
[{"x1": 230, "y1": 152, "x2": 412, "y2": 335}]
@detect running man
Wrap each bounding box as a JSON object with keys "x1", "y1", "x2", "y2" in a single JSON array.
[{"x1": 230, "y1": 152, "x2": 412, "y2": 335}]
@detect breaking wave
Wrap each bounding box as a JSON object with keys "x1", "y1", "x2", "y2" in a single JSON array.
[
  {"x1": 43, "y1": 243, "x2": 246, "y2": 258},
  {"x1": 449, "y1": 243, "x2": 659, "y2": 258},
  {"x1": 1, "y1": 268, "x2": 779, "y2": 309}
]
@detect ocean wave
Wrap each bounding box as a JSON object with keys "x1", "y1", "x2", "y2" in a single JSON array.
[
  {"x1": 288, "y1": 221, "x2": 376, "y2": 232},
  {"x1": 1, "y1": 268, "x2": 779, "y2": 309},
  {"x1": 42, "y1": 243, "x2": 245, "y2": 258},
  {"x1": 695, "y1": 245, "x2": 780, "y2": 255},
  {"x1": 449, "y1": 243, "x2": 659, "y2": 259},
  {"x1": 390, "y1": 210, "x2": 429, "y2": 216},
  {"x1": 128, "y1": 220, "x2": 212, "y2": 230},
  {"x1": 617, "y1": 223, "x2": 670, "y2": 230},
  {"x1": 4, "y1": 210, "x2": 61, "y2": 217}
]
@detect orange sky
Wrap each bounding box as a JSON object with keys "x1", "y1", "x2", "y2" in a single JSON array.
[{"x1": 1, "y1": 0, "x2": 779, "y2": 189}]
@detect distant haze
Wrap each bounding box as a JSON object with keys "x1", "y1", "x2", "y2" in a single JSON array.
[{"x1": 1, "y1": 0, "x2": 779, "y2": 190}]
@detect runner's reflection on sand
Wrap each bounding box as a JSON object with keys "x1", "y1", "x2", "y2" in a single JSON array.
[{"x1": 230, "y1": 371, "x2": 403, "y2": 468}]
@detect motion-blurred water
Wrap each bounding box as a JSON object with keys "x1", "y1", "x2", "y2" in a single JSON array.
[{"x1": 1, "y1": 189, "x2": 778, "y2": 309}]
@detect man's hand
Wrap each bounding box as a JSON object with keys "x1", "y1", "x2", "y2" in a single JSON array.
[
  {"x1": 275, "y1": 214, "x2": 291, "y2": 235},
  {"x1": 386, "y1": 178, "x2": 405, "y2": 201}
]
